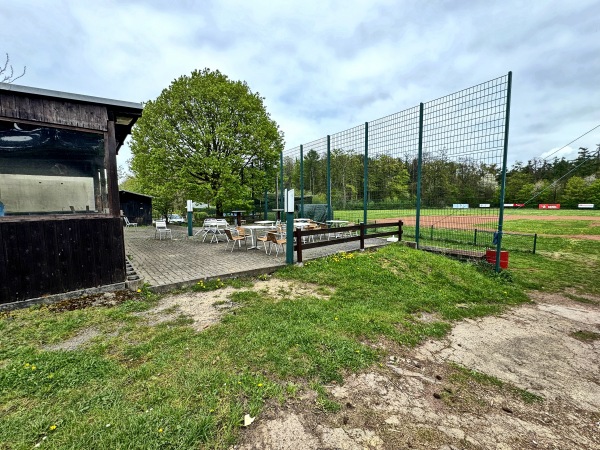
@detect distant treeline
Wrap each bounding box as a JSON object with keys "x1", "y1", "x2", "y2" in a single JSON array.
[{"x1": 280, "y1": 146, "x2": 600, "y2": 209}]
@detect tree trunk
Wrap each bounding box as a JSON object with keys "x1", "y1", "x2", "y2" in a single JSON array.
[{"x1": 216, "y1": 199, "x2": 224, "y2": 218}]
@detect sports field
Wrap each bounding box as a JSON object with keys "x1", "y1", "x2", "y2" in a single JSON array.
[{"x1": 333, "y1": 209, "x2": 600, "y2": 253}]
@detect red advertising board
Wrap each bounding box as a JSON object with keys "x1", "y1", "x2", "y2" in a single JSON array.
[{"x1": 538, "y1": 204, "x2": 560, "y2": 209}]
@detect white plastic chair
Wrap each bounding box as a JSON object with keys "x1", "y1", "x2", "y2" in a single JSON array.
[
  {"x1": 123, "y1": 217, "x2": 137, "y2": 228},
  {"x1": 155, "y1": 220, "x2": 172, "y2": 240}
]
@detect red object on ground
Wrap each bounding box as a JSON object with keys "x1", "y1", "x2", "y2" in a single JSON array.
[
  {"x1": 486, "y1": 249, "x2": 509, "y2": 269},
  {"x1": 539, "y1": 204, "x2": 560, "y2": 209}
]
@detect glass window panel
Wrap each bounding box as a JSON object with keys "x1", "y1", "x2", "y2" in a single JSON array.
[{"x1": 0, "y1": 120, "x2": 107, "y2": 216}]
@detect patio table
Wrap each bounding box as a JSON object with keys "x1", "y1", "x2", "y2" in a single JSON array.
[
  {"x1": 241, "y1": 224, "x2": 276, "y2": 249},
  {"x1": 326, "y1": 220, "x2": 349, "y2": 238}
]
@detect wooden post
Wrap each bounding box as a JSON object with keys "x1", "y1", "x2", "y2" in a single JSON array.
[
  {"x1": 295, "y1": 227, "x2": 303, "y2": 263},
  {"x1": 359, "y1": 222, "x2": 365, "y2": 250},
  {"x1": 105, "y1": 114, "x2": 120, "y2": 217}
]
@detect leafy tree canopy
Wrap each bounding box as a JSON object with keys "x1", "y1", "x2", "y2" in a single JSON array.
[{"x1": 130, "y1": 68, "x2": 284, "y2": 217}]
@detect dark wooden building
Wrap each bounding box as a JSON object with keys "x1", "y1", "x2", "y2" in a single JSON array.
[
  {"x1": 0, "y1": 83, "x2": 142, "y2": 307},
  {"x1": 119, "y1": 190, "x2": 152, "y2": 226}
]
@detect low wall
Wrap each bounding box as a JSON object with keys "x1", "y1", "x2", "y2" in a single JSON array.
[{"x1": 0, "y1": 217, "x2": 125, "y2": 305}]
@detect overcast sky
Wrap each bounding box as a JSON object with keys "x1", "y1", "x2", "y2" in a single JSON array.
[{"x1": 1, "y1": 0, "x2": 599, "y2": 170}]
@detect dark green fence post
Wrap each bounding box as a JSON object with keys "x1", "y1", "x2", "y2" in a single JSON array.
[
  {"x1": 300, "y1": 145, "x2": 304, "y2": 218},
  {"x1": 533, "y1": 233, "x2": 537, "y2": 254},
  {"x1": 279, "y1": 152, "x2": 284, "y2": 209},
  {"x1": 474, "y1": 228, "x2": 478, "y2": 246},
  {"x1": 286, "y1": 209, "x2": 294, "y2": 265},
  {"x1": 363, "y1": 122, "x2": 369, "y2": 226},
  {"x1": 430, "y1": 225, "x2": 433, "y2": 240},
  {"x1": 415, "y1": 103, "x2": 424, "y2": 248},
  {"x1": 496, "y1": 71, "x2": 512, "y2": 272},
  {"x1": 327, "y1": 135, "x2": 332, "y2": 221}
]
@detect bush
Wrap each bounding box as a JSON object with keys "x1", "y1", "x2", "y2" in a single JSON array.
[{"x1": 193, "y1": 211, "x2": 209, "y2": 223}]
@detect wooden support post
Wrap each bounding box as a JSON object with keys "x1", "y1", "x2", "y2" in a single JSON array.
[
  {"x1": 360, "y1": 222, "x2": 365, "y2": 250},
  {"x1": 295, "y1": 227, "x2": 303, "y2": 263}
]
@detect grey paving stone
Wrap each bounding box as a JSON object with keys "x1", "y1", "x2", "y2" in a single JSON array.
[{"x1": 124, "y1": 226, "x2": 390, "y2": 291}]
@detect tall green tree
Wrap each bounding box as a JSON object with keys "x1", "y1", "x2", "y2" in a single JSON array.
[
  {"x1": 563, "y1": 176, "x2": 587, "y2": 207},
  {"x1": 130, "y1": 69, "x2": 284, "y2": 216}
]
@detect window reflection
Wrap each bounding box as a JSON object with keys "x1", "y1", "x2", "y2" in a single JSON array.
[{"x1": 0, "y1": 120, "x2": 107, "y2": 216}]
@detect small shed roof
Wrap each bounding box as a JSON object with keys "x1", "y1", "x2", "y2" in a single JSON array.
[{"x1": 119, "y1": 190, "x2": 153, "y2": 198}]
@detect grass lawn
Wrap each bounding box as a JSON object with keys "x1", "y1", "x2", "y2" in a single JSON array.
[
  {"x1": 1, "y1": 224, "x2": 599, "y2": 447},
  {"x1": 503, "y1": 219, "x2": 600, "y2": 235},
  {"x1": 333, "y1": 208, "x2": 600, "y2": 222}
]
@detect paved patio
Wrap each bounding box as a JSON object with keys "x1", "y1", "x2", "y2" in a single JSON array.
[{"x1": 124, "y1": 226, "x2": 389, "y2": 291}]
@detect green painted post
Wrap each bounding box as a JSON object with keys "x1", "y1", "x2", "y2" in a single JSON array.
[
  {"x1": 474, "y1": 228, "x2": 478, "y2": 246},
  {"x1": 187, "y1": 211, "x2": 193, "y2": 236},
  {"x1": 496, "y1": 71, "x2": 512, "y2": 272},
  {"x1": 533, "y1": 233, "x2": 537, "y2": 254},
  {"x1": 286, "y1": 211, "x2": 294, "y2": 264},
  {"x1": 327, "y1": 135, "x2": 332, "y2": 221},
  {"x1": 186, "y1": 200, "x2": 193, "y2": 237},
  {"x1": 363, "y1": 122, "x2": 368, "y2": 226},
  {"x1": 300, "y1": 145, "x2": 304, "y2": 218},
  {"x1": 279, "y1": 153, "x2": 284, "y2": 209},
  {"x1": 415, "y1": 103, "x2": 424, "y2": 248}
]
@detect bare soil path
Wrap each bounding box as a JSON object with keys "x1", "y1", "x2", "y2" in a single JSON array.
[{"x1": 230, "y1": 288, "x2": 600, "y2": 450}]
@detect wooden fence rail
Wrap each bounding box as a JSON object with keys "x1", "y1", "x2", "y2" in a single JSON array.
[{"x1": 294, "y1": 220, "x2": 403, "y2": 263}]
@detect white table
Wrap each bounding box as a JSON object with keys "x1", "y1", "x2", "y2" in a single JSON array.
[
  {"x1": 196, "y1": 219, "x2": 229, "y2": 243},
  {"x1": 326, "y1": 220, "x2": 349, "y2": 238},
  {"x1": 293, "y1": 222, "x2": 311, "y2": 229},
  {"x1": 295, "y1": 218, "x2": 311, "y2": 223},
  {"x1": 241, "y1": 225, "x2": 276, "y2": 249},
  {"x1": 255, "y1": 220, "x2": 276, "y2": 225}
]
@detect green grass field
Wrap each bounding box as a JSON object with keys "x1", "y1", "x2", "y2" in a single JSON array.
[
  {"x1": 333, "y1": 208, "x2": 599, "y2": 254},
  {"x1": 1, "y1": 213, "x2": 599, "y2": 448},
  {"x1": 333, "y1": 208, "x2": 600, "y2": 222},
  {"x1": 502, "y1": 219, "x2": 600, "y2": 235}
]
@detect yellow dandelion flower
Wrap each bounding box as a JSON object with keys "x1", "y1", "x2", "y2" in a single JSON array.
[
  {"x1": 31, "y1": 365, "x2": 37, "y2": 371},
  {"x1": 158, "y1": 428, "x2": 163, "y2": 433},
  {"x1": 257, "y1": 383, "x2": 263, "y2": 387},
  {"x1": 334, "y1": 317, "x2": 339, "y2": 320},
  {"x1": 137, "y1": 289, "x2": 141, "y2": 293},
  {"x1": 49, "y1": 425, "x2": 57, "y2": 431}
]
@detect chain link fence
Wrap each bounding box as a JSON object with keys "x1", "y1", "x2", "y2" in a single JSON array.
[{"x1": 264, "y1": 73, "x2": 515, "y2": 268}]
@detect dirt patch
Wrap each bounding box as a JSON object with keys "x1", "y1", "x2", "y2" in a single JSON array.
[
  {"x1": 43, "y1": 328, "x2": 103, "y2": 351},
  {"x1": 38, "y1": 291, "x2": 137, "y2": 351},
  {"x1": 45, "y1": 290, "x2": 138, "y2": 312},
  {"x1": 235, "y1": 292, "x2": 600, "y2": 449},
  {"x1": 138, "y1": 279, "x2": 330, "y2": 331}
]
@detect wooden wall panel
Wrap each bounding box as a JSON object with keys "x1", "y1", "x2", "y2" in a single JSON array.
[
  {"x1": 0, "y1": 93, "x2": 108, "y2": 131},
  {"x1": 0, "y1": 217, "x2": 125, "y2": 305}
]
